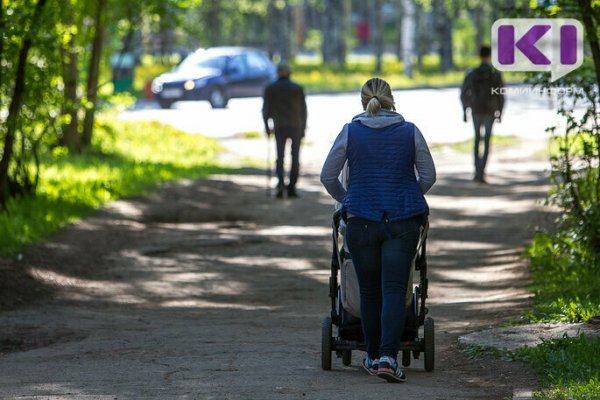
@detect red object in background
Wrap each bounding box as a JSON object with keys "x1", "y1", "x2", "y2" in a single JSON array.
[
  {"x1": 356, "y1": 19, "x2": 370, "y2": 45},
  {"x1": 144, "y1": 80, "x2": 153, "y2": 99}
]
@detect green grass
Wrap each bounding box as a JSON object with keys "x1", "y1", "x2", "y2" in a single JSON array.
[
  {"x1": 464, "y1": 337, "x2": 600, "y2": 400},
  {"x1": 235, "y1": 131, "x2": 263, "y2": 139},
  {"x1": 291, "y1": 54, "x2": 525, "y2": 93},
  {"x1": 430, "y1": 135, "x2": 521, "y2": 153},
  {"x1": 516, "y1": 335, "x2": 600, "y2": 400},
  {"x1": 0, "y1": 119, "x2": 231, "y2": 257},
  {"x1": 521, "y1": 207, "x2": 600, "y2": 398},
  {"x1": 526, "y1": 232, "x2": 600, "y2": 323}
]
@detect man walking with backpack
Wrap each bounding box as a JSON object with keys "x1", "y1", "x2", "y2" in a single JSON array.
[{"x1": 460, "y1": 46, "x2": 504, "y2": 183}]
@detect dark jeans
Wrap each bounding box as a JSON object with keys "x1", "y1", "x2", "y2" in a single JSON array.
[
  {"x1": 274, "y1": 131, "x2": 302, "y2": 190},
  {"x1": 472, "y1": 113, "x2": 495, "y2": 180},
  {"x1": 346, "y1": 215, "x2": 423, "y2": 359}
]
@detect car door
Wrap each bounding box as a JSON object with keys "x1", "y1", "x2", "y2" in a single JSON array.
[
  {"x1": 245, "y1": 51, "x2": 274, "y2": 97},
  {"x1": 223, "y1": 55, "x2": 248, "y2": 98}
]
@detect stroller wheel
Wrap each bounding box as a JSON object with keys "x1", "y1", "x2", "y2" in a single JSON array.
[
  {"x1": 424, "y1": 317, "x2": 435, "y2": 372},
  {"x1": 402, "y1": 350, "x2": 411, "y2": 367},
  {"x1": 321, "y1": 317, "x2": 333, "y2": 370},
  {"x1": 342, "y1": 350, "x2": 352, "y2": 366}
]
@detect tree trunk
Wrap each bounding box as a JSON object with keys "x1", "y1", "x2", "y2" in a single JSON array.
[
  {"x1": 0, "y1": 0, "x2": 47, "y2": 207},
  {"x1": 321, "y1": 0, "x2": 347, "y2": 67},
  {"x1": 337, "y1": 0, "x2": 349, "y2": 65},
  {"x1": 373, "y1": 0, "x2": 384, "y2": 74},
  {"x1": 0, "y1": 0, "x2": 4, "y2": 93},
  {"x1": 473, "y1": 6, "x2": 484, "y2": 53},
  {"x1": 433, "y1": 0, "x2": 454, "y2": 72},
  {"x1": 321, "y1": 0, "x2": 335, "y2": 65},
  {"x1": 401, "y1": 0, "x2": 416, "y2": 78},
  {"x1": 267, "y1": 0, "x2": 291, "y2": 63},
  {"x1": 578, "y1": 0, "x2": 600, "y2": 91},
  {"x1": 416, "y1": 2, "x2": 427, "y2": 69},
  {"x1": 395, "y1": 1, "x2": 403, "y2": 60},
  {"x1": 204, "y1": 0, "x2": 222, "y2": 46},
  {"x1": 61, "y1": 7, "x2": 81, "y2": 152},
  {"x1": 81, "y1": 0, "x2": 106, "y2": 148}
]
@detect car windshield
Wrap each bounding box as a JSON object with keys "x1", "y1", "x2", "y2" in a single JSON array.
[{"x1": 177, "y1": 54, "x2": 226, "y2": 72}]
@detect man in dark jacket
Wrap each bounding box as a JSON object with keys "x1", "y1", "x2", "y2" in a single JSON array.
[
  {"x1": 461, "y1": 46, "x2": 504, "y2": 183},
  {"x1": 262, "y1": 64, "x2": 307, "y2": 198}
]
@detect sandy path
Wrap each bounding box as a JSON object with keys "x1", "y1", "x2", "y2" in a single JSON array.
[{"x1": 0, "y1": 139, "x2": 550, "y2": 399}]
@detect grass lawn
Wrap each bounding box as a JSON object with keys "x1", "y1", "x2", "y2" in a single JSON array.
[
  {"x1": 0, "y1": 119, "x2": 232, "y2": 258},
  {"x1": 430, "y1": 135, "x2": 521, "y2": 153},
  {"x1": 517, "y1": 210, "x2": 600, "y2": 399}
]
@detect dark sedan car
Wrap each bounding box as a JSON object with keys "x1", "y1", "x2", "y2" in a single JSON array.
[{"x1": 151, "y1": 47, "x2": 276, "y2": 109}]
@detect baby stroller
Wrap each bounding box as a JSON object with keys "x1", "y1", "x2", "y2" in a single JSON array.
[{"x1": 321, "y1": 210, "x2": 434, "y2": 372}]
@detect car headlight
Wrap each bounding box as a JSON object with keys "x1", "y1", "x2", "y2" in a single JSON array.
[
  {"x1": 151, "y1": 80, "x2": 163, "y2": 93},
  {"x1": 184, "y1": 80, "x2": 195, "y2": 91}
]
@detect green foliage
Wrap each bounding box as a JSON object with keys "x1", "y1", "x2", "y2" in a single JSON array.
[
  {"x1": 526, "y1": 232, "x2": 600, "y2": 323},
  {"x1": 452, "y1": 12, "x2": 477, "y2": 59},
  {"x1": 515, "y1": 335, "x2": 600, "y2": 400},
  {"x1": 0, "y1": 119, "x2": 229, "y2": 257},
  {"x1": 524, "y1": 0, "x2": 600, "y2": 323}
]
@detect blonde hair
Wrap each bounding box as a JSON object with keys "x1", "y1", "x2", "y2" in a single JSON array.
[{"x1": 361, "y1": 78, "x2": 395, "y2": 116}]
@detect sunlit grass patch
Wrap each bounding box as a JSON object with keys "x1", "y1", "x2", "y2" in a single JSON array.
[
  {"x1": 526, "y1": 232, "x2": 600, "y2": 323},
  {"x1": 236, "y1": 131, "x2": 263, "y2": 139},
  {"x1": 292, "y1": 54, "x2": 525, "y2": 93},
  {"x1": 515, "y1": 335, "x2": 600, "y2": 400},
  {"x1": 0, "y1": 119, "x2": 231, "y2": 257},
  {"x1": 430, "y1": 135, "x2": 521, "y2": 153}
]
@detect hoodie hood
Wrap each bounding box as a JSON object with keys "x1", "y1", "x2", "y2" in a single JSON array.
[{"x1": 351, "y1": 109, "x2": 405, "y2": 129}]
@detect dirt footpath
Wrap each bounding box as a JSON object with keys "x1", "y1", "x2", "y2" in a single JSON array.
[{"x1": 0, "y1": 140, "x2": 550, "y2": 399}]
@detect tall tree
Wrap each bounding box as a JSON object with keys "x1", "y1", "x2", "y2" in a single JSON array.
[
  {"x1": 321, "y1": 0, "x2": 348, "y2": 67},
  {"x1": 415, "y1": 1, "x2": 428, "y2": 69},
  {"x1": 268, "y1": 0, "x2": 292, "y2": 62},
  {"x1": 395, "y1": 0, "x2": 403, "y2": 60},
  {"x1": 432, "y1": 0, "x2": 454, "y2": 72},
  {"x1": 373, "y1": 0, "x2": 384, "y2": 73},
  {"x1": 81, "y1": 0, "x2": 106, "y2": 148},
  {"x1": 577, "y1": 0, "x2": 600, "y2": 89},
  {"x1": 0, "y1": 0, "x2": 48, "y2": 207},
  {"x1": 60, "y1": 3, "x2": 81, "y2": 152},
  {"x1": 0, "y1": 0, "x2": 4, "y2": 96},
  {"x1": 203, "y1": 0, "x2": 223, "y2": 46},
  {"x1": 401, "y1": 0, "x2": 416, "y2": 77}
]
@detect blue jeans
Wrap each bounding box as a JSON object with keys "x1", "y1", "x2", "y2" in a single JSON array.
[
  {"x1": 346, "y1": 215, "x2": 423, "y2": 360},
  {"x1": 472, "y1": 113, "x2": 495, "y2": 180}
]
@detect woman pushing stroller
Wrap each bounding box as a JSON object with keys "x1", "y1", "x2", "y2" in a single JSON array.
[{"x1": 320, "y1": 78, "x2": 436, "y2": 382}]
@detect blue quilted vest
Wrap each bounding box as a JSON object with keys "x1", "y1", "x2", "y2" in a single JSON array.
[{"x1": 343, "y1": 120, "x2": 429, "y2": 221}]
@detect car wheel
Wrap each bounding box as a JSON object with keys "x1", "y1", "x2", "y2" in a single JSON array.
[
  {"x1": 158, "y1": 99, "x2": 173, "y2": 109},
  {"x1": 209, "y1": 87, "x2": 228, "y2": 109}
]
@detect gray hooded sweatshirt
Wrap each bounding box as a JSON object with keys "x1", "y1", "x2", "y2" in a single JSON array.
[{"x1": 320, "y1": 110, "x2": 436, "y2": 206}]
